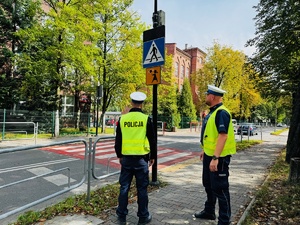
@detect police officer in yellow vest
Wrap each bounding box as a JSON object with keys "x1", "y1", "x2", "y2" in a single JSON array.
[
  {"x1": 194, "y1": 85, "x2": 236, "y2": 225},
  {"x1": 115, "y1": 91, "x2": 156, "y2": 225}
]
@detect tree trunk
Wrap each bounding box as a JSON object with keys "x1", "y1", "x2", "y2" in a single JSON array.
[
  {"x1": 289, "y1": 157, "x2": 300, "y2": 183},
  {"x1": 286, "y1": 80, "x2": 300, "y2": 163}
]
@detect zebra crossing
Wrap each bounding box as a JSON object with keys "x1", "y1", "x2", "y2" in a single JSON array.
[{"x1": 40, "y1": 140, "x2": 198, "y2": 170}]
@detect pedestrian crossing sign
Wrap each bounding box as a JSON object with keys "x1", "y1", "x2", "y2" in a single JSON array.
[
  {"x1": 146, "y1": 66, "x2": 161, "y2": 85},
  {"x1": 143, "y1": 37, "x2": 165, "y2": 68}
]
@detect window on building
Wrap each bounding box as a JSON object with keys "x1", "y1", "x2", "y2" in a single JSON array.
[
  {"x1": 62, "y1": 96, "x2": 75, "y2": 116},
  {"x1": 175, "y1": 62, "x2": 179, "y2": 77},
  {"x1": 180, "y1": 65, "x2": 184, "y2": 78},
  {"x1": 186, "y1": 67, "x2": 190, "y2": 78},
  {"x1": 199, "y1": 57, "x2": 204, "y2": 64}
]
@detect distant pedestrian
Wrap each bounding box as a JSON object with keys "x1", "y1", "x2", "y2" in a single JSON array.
[
  {"x1": 115, "y1": 91, "x2": 156, "y2": 225},
  {"x1": 194, "y1": 85, "x2": 236, "y2": 225}
]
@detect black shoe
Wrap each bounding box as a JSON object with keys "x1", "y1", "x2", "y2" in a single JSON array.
[
  {"x1": 137, "y1": 214, "x2": 152, "y2": 225},
  {"x1": 194, "y1": 210, "x2": 216, "y2": 220},
  {"x1": 117, "y1": 216, "x2": 126, "y2": 225}
]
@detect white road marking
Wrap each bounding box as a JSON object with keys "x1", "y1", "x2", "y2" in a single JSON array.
[
  {"x1": 0, "y1": 158, "x2": 79, "y2": 174},
  {"x1": 27, "y1": 167, "x2": 76, "y2": 186}
]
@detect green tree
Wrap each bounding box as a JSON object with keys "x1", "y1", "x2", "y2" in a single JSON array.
[
  {"x1": 178, "y1": 78, "x2": 196, "y2": 121},
  {"x1": 15, "y1": 0, "x2": 146, "y2": 134},
  {"x1": 192, "y1": 42, "x2": 261, "y2": 120},
  {"x1": 238, "y1": 62, "x2": 262, "y2": 121},
  {"x1": 0, "y1": 0, "x2": 41, "y2": 109},
  {"x1": 254, "y1": 100, "x2": 273, "y2": 124},
  {"x1": 248, "y1": 0, "x2": 300, "y2": 162},
  {"x1": 16, "y1": 0, "x2": 99, "y2": 111},
  {"x1": 158, "y1": 53, "x2": 180, "y2": 129},
  {"x1": 190, "y1": 69, "x2": 209, "y2": 118},
  {"x1": 92, "y1": 0, "x2": 146, "y2": 132}
]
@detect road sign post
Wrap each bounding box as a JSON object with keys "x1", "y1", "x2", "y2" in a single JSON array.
[{"x1": 143, "y1": 0, "x2": 165, "y2": 184}]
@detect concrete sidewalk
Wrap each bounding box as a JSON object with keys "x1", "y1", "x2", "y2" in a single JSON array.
[{"x1": 30, "y1": 130, "x2": 289, "y2": 225}]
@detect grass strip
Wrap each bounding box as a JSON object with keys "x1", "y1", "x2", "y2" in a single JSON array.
[{"x1": 241, "y1": 150, "x2": 300, "y2": 225}]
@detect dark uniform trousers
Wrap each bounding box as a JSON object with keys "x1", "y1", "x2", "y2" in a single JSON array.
[
  {"x1": 202, "y1": 153, "x2": 231, "y2": 225},
  {"x1": 116, "y1": 156, "x2": 150, "y2": 219}
]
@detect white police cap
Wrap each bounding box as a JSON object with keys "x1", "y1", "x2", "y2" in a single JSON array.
[
  {"x1": 206, "y1": 85, "x2": 226, "y2": 96},
  {"x1": 130, "y1": 91, "x2": 146, "y2": 103}
]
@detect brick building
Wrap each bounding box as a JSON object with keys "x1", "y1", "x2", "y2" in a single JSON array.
[{"x1": 165, "y1": 43, "x2": 206, "y2": 107}]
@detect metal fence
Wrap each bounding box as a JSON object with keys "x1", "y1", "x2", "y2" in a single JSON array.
[
  {"x1": 0, "y1": 136, "x2": 118, "y2": 219},
  {"x1": 1, "y1": 108, "x2": 200, "y2": 137},
  {"x1": 0, "y1": 109, "x2": 106, "y2": 138},
  {"x1": 157, "y1": 115, "x2": 201, "y2": 130}
]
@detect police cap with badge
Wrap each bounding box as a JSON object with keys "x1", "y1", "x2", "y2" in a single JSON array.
[
  {"x1": 130, "y1": 92, "x2": 146, "y2": 104},
  {"x1": 206, "y1": 85, "x2": 226, "y2": 97}
]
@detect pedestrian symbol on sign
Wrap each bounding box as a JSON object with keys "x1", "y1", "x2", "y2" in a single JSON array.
[
  {"x1": 150, "y1": 68, "x2": 158, "y2": 82},
  {"x1": 150, "y1": 44, "x2": 158, "y2": 62}
]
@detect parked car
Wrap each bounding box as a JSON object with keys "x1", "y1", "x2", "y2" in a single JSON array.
[{"x1": 237, "y1": 123, "x2": 258, "y2": 136}]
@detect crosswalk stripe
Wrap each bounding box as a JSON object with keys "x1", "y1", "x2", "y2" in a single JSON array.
[
  {"x1": 158, "y1": 152, "x2": 191, "y2": 164},
  {"x1": 95, "y1": 153, "x2": 117, "y2": 159},
  {"x1": 51, "y1": 145, "x2": 84, "y2": 150},
  {"x1": 110, "y1": 150, "x2": 190, "y2": 165},
  {"x1": 49, "y1": 143, "x2": 114, "y2": 151},
  {"x1": 104, "y1": 149, "x2": 173, "y2": 162},
  {"x1": 0, "y1": 158, "x2": 78, "y2": 174},
  {"x1": 78, "y1": 149, "x2": 114, "y2": 156},
  {"x1": 158, "y1": 149, "x2": 173, "y2": 154},
  {"x1": 27, "y1": 167, "x2": 76, "y2": 186},
  {"x1": 95, "y1": 144, "x2": 114, "y2": 148},
  {"x1": 26, "y1": 167, "x2": 87, "y2": 194},
  {"x1": 66, "y1": 148, "x2": 85, "y2": 153},
  {"x1": 39, "y1": 141, "x2": 198, "y2": 171},
  {"x1": 41, "y1": 146, "x2": 191, "y2": 161}
]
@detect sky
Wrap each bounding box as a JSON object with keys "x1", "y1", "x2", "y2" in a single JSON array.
[{"x1": 131, "y1": 0, "x2": 260, "y2": 57}]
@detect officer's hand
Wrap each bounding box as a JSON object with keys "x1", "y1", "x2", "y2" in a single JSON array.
[
  {"x1": 209, "y1": 160, "x2": 218, "y2": 172},
  {"x1": 149, "y1": 159, "x2": 155, "y2": 167},
  {"x1": 199, "y1": 151, "x2": 204, "y2": 161}
]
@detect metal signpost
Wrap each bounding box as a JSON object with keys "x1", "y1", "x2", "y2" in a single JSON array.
[{"x1": 143, "y1": 0, "x2": 165, "y2": 183}]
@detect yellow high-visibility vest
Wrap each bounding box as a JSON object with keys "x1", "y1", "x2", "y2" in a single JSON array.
[
  {"x1": 203, "y1": 105, "x2": 236, "y2": 157},
  {"x1": 120, "y1": 112, "x2": 150, "y2": 155}
]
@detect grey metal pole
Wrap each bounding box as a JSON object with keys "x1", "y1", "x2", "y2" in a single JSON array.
[
  {"x1": 86, "y1": 138, "x2": 93, "y2": 202},
  {"x1": 2, "y1": 109, "x2": 6, "y2": 140},
  {"x1": 151, "y1": 0, "x2": 159, "y2": 184},
  {"x1": 96, "y1": 97, "x2": 99, "y2": 136}
]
